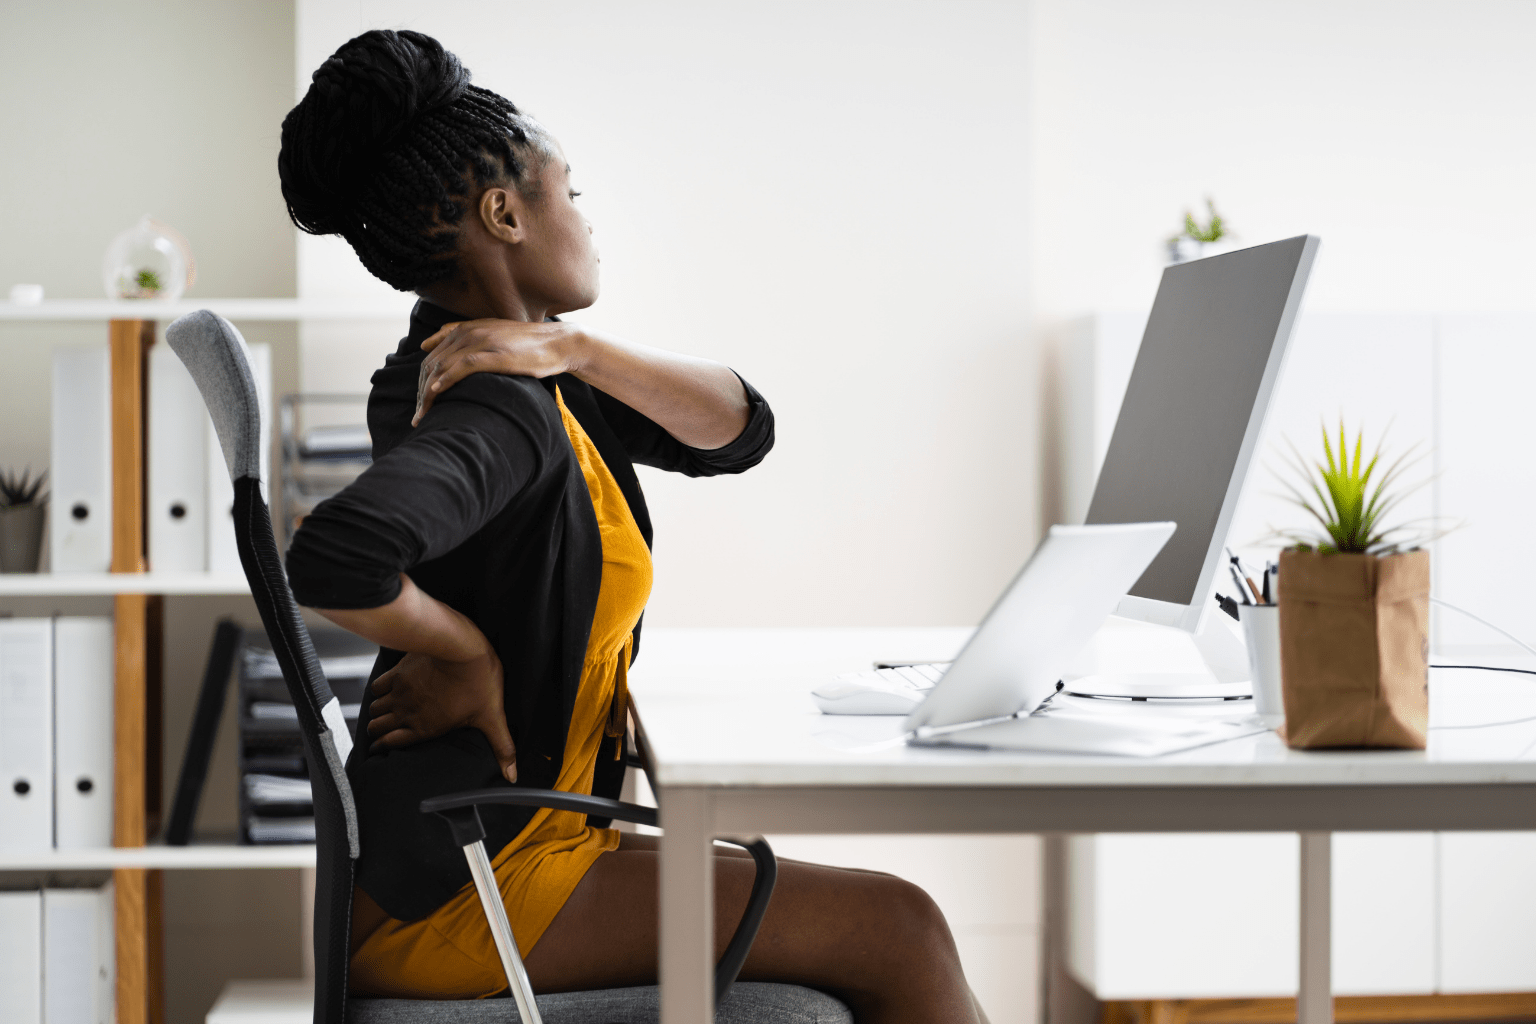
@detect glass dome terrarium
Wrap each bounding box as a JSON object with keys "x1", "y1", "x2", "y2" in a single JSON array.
[{"x1": 102, "y1": 215, "x2": 196, "y2": 300}]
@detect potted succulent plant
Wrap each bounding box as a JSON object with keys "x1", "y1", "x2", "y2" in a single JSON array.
[
  {"x1": 1167, "y1": 198, "x2": 1229, "y2": 263},
  {"x1": 0, "y1": 468, "x2": 47, "y2": 573},
  {"x1": 1270, "y1": 423, "x2": 1435, "y2": 749}
]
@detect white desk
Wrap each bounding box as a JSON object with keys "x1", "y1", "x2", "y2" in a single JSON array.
[{"x1": 629, "y1": 627, "x2": 1536, "y2": 1024}]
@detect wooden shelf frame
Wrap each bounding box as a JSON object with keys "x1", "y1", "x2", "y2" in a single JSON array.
[
  {"x1": 109, "y1": 316, "x2": 155, "y2": 1024},
  {"x1": 1103, "y1": 993, "x2": 1536, "y2": 1024}
]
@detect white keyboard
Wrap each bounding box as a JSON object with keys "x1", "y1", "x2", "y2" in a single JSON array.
[{"x1": 811, "y1": 663, "x2": 947, "y2": 715}]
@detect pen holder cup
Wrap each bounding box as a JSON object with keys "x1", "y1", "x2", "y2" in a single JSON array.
[{"x1": 1240, "y1": 604, "x2": 1284, "y2": 729}]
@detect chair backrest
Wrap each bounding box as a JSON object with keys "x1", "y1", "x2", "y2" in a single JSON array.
[{"x1": 166, "y1": 310, "x2": 358, "y2": 1024}]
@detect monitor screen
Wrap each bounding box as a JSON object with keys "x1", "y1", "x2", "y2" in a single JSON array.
[{"x1": 1085, "y1": 235, "x2": 1316, "y2": 610}]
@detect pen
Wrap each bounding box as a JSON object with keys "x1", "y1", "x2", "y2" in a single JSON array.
[
  {"x1": 1261, "y1": 564, "x2": 1272, "y2": 605},
  {"x1": 1230, "y1": 564, "x2": 1253, "y2": 605},
  {"x1": 1227, "y1": 548, "x2": 1263, "y2": 604}
]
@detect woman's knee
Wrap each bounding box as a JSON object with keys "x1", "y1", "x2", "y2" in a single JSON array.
[{"x1": 867, "y1": 874, "x2": 956, "y2": 959}]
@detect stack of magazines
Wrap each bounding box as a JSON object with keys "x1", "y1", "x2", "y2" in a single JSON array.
[
  {"x1": 279, "y1": 393, "x2": 372, "y2": 549},
  {"x1": 238, "y1": 629, "x2": 376, "y2": 844}
]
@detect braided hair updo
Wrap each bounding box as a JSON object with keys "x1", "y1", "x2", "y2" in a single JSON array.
[{"x1": 278, "y1": 30, "x2": 549, "y2": 291}]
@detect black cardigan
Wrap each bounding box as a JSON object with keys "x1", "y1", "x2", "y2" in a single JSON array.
[{"x1": 285, "y1": 300, "x2": 775, "y2": 920}]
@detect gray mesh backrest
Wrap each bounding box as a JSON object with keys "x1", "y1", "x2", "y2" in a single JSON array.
[
  {"x1": 165, "y1": 309, "x2": 262, "y2": 481},
  {"x1": 166, "y1": 309, "x2": 359, "y2": 1024}
]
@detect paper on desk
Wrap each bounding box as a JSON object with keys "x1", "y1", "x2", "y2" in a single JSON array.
[{"x1": 915, "y1": 710, "x2": 1269, "y2": 757}]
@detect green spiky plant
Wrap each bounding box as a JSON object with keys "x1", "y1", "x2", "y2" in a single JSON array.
[
  {"x1": 1177, "y1": 198, "x2": 1226, "y2": 244},
  {"x1": 134, "y1": 268, "x2": 163, "y2": 294},
  {"x1": 1271, "y1": 421, "x2": 1432, "y2": 555},
  {"x1": 0, "y1": 468, "x2": 47, "y2": 509}
]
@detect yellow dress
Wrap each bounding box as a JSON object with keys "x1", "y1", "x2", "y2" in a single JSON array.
[{"x1": 349, "y1": 386, "x2": 654, "y2": 998}]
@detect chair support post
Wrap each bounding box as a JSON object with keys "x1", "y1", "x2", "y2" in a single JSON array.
[{"x1": 462, "y1": 839, "x2": 543, "y2": 1024}]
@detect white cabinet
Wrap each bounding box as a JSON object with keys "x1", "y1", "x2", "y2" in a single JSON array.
[
  {"x1": 1222, "y1": 314, "x2": 1434, "y2": 563},
  {"x1": 1068, "y1": 833, "x2": 1298, "y2": 998},
  {"x1": 1435, "y1": 314, "x2": 1536, "y2": 648},
  {"x1": 1067, "y1": 834, "x2": 1436, "y2": 998},
  {"x1": 1439, "y1": 833, "x2": 1536, "y2": 992},
  {"x1": 1054, "y1": 311, "x2": 1536, "y2": 998},
  {"x1": 1334, "y1": 834, "x2": 1438, "y2": 994}
]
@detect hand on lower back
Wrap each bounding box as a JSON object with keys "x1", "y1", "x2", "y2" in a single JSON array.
[{"x1": 365, "y1": 648, "x2": 518, "y2": 783}]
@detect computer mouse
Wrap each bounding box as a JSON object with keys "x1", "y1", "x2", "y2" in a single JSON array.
[{"x1": 811, "y1": 672, "x2": 929, "y2": 715}]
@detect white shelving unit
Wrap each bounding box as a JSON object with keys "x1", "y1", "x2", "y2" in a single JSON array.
[
  {"x1": 0, "y1": 572, "x2": 250, "y2": 596},
  {"x1": 0, "y1": 843, "x2": 315, "y2": 871},
  {"x1": 0, "y1": 296, "x2": 400, "y2": 1024},
  {"x1": 0, "y1": 297, "x2": 412, "y2": 321}
]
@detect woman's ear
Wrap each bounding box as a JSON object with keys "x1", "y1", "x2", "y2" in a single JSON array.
[{"x1": 478, "y1": 187, "x2": 526, "y2": 245}]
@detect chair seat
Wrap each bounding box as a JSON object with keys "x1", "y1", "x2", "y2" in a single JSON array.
[{"x1": 348, "y1": 982, "x2": 852, "y2": 1023}]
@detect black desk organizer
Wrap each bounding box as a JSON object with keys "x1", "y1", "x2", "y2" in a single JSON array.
[{"x1": 238, "y1": 627, "x2": 376, "y2": 844}]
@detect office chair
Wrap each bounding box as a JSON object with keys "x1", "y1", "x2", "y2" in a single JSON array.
[{"x1": 166, "y1": 311, "x2": 851, "y2": 1024}]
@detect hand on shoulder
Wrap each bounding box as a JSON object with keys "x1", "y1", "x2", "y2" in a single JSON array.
[{"x1": 413, "y1": 319, "x2": 587, "y2": 426}]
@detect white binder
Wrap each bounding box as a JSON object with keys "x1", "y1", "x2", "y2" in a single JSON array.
[
  {"x1": 0, "y1": 890, "x2": 42, "y2": 1023},
  {"x1": 208, "y1": 342, "x2": 271, "y2": 575},
  {"x1": 0, "y1": 619, "x2": 54, "y2": 852},
  {"x1": 148, "y1": 343, "x2": 208, "y2": 572},
  {"x1": 43, "y1": 886, "x2": 114, "y2": 1024},
  {"x1": 53, "y1": 617, "x2": 114, "y2": 850},
  {"x1": 50, "y1": 346, "x2": 113, "y2": 573}
]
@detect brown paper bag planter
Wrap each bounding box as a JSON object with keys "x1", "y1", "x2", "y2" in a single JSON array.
[{"x1": 1277, "y1": 548, "x2": 1430, "y2": 749}]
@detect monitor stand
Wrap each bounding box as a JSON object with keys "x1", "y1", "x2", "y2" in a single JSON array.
[{"x1": 1062, "y1": 610, "x2": 1252, "y2": 701}]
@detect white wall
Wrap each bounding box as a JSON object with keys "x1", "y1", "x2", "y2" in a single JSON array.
[
  {"x1": 296, "y1": 0, "x2": 1035, "y2": 628},
  {"x1": 295, "y1": 11, "x2": 1042, "y2": 1021},
  {"x1": 1030, "y1": 0, "x2": 1536, "y2": 322}
]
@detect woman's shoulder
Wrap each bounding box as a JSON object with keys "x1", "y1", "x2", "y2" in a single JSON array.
[{"x1": 368, "y1": 359, "x2": 564, "y2": 459}]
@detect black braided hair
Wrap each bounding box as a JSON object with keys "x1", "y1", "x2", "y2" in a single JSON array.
[{"x1": 278, "y1": 30, "x2": 548, "y2": 291}]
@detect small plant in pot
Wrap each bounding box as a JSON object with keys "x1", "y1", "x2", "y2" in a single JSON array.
[
  {"x1": 1166, "y1": 198, "x2": 1229, "y2": 263},
  {"x1": 0, "y1": 468, "x2": 47, "y2": 573},
  {"x1": 1269, "y1": 423, "x2": 1439, "y2": 749}
]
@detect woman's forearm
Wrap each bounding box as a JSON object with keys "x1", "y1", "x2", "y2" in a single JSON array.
[
  {"x1": 314, "y1": 573, "x2": 490, "y2": 661},
  {"x1": 565, "y1": 327, "x2": 749, "y2": 450}
]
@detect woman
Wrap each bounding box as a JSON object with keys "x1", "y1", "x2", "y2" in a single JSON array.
[{"x1": 280, "y1": 29, "x2": 988, "y2": 1023}]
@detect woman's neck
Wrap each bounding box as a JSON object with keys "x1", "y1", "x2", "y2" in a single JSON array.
[{"x1": 417, "y1": 277, "x2": 546, "y2": 323}]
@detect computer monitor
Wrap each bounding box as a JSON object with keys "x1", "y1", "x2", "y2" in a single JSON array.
[{"x1": 1084, "y1": 234, "x2": 1319, "y2": 634}]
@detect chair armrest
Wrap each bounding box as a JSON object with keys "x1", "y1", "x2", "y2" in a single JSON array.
[
  {"x1": 421, "y1": 788, "x2": 658, "y2": 833},
  {"x1": 421, "y1": 785, "x2": 776, "y2": 1010}
]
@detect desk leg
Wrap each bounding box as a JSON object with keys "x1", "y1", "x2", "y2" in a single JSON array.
[
  {"x1": 1299, "y1": 832, "x2": 1332, "y2": 1024},
  {"x1": 660, "y1": 787, "x2": 714, "y2": 1024}
]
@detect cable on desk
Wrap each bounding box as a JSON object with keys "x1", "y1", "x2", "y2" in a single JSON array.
[
  {"x1": 1429, "y1": 596, "x2": 1536, "y2": 661},
  {"x1": 1428, "y1": 663, "x2": 1536, "y2": 729},
  {"x1": 1421, "y1": 597, "x2": 1536, "y2": 727},
  {"x1": 1432, "y1": 664, "x2": 1536, "y2": 678}
]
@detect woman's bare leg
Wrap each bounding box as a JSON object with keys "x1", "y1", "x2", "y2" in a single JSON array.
[{"x1": 524, "y1": 833, "x2": 983, "y2": 1023}]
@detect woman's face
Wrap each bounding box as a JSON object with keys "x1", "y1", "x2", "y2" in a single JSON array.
[{"x1": 512, "y1": 142, "x2": 599, "y2": 315}]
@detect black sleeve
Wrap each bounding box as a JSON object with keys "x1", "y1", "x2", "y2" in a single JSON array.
[
  {"x1": 590, "y1": 371, "x2": 775, "y2": 477},
  {"x1": 285, "y1": 391, "x2": 539, "y2": 609}
]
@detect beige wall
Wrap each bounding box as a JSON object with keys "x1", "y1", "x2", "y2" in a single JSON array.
[
  {"x1": 0, "y1": 1, "x2": 296, "y2": 302},
  {"x1": 0, "y1": 0, "x2": 300, "y2": 466},
  {"x1": 297, "y1": 0, "x2": 1037, "y2": 628},
  {"x1": 0, "y1": 4, "x2": 303, "y2": 1022}
]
